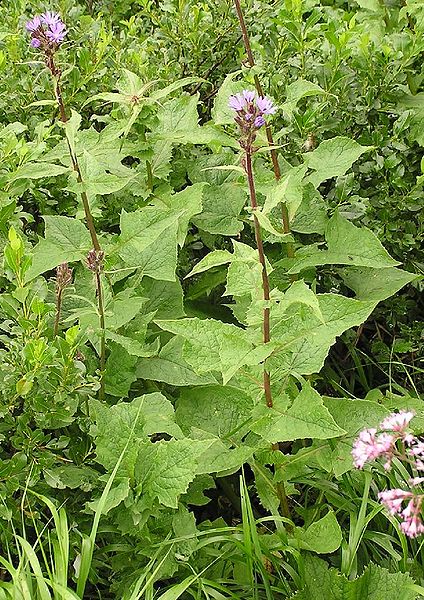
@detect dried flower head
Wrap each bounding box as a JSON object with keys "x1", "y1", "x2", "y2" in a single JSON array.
[
  {"x1": 86, "y1": 249, "x2": 105, "y2": 274},
  {"x1": 55, "y1": 262, "x2": 73, "y2": 291}
]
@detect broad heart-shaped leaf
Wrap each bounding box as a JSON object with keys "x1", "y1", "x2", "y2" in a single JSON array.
[
  {"x1": 104, "y1": 343, "x2": 138, "y2": 397},
  {"x1": 136, "y1": 336, "x2": 218, "y2": 387},
  {"x1": 141, "y1": 277, "x2": 185, "y2": 319},
  {"x1": 291, "y1": 555, "x2": 418, "y2": 600},
  {"x1": 115, "y1": 206, "x2": 180, "y2": 281},
  {"x1": 90, "y1": 393, "x2": 184, "y2": 476},
  {"x1": 26, "y1": 216, "x2": 92, "y2": 281},
  {"x1": 192, "y1": 182, "x2": 246, "y2": 235},
  {"x1": 155, "y1": 317, "x2": 274, "y2": 384},
  {"x1": 305, "y1": 136, "x2": 373, "y2": 187},
  {"x1": 226, "y1": 240, "x2": 273, "y2": 299},
  {"x1": 289, "y1": 211, "x2": 399, "y2": 273},
  {"x1": 252, "y1": 384, "x2": 345, "y2": 443},
  {"x1": 341, "y1": 266, "x2": 418, "y2": 302},
  {"x1": 320, "y1": 397, "x2": 391, "y2": 476},
  {"x1": 134, "y1": 438, "x2": 215, "y2": 508},
  {"x1": 176, "y1": 385, "x2": 254, "y2": 440},
  {"x1": 291, "y1": 183, "x2": 329, "y2": 235},
  {"x1": 157, "y1": 183, "x2": 205, "y2": 247},
  {"x1": 290, "y1": 510, "x2": 342, "y2": 554}
]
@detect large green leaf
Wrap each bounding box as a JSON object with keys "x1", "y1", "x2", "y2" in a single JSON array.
[
  {"x1": 269, "y1": 293, "x2": 377, "y2": 376},
  {"x1": 211, "y1": 70, "x2": 244, "y2": 125},
  {"x1": 290, "y1": 510, "x2": 342, "y2": 554},
  {"x1": 292, "y1": 555, "x2": 418, "y2": 600},
  {"x1": 341, "y1": 266, "x2": 418, "y2": 302},
  {"x1": 305, "y1": 137, "x2": 373, "y2": 187},
  {"x1": 158, "y1": 183, "x2": 205, "y2": 246},
  {"x1": 136, "y1": 336, "x2": 218, "y2": 386},
  {"x1": 176, "y1": 385, "x2": 253, "y2": 439},
  {"x1": 192, "y1": 183, "x2": 246, "y2": 235},
  {"x1": 289, "y1": 211, "x2": 399, "y2": 273},
  {"x1": 26, "y1": 216, "x2": 92, "y2": 281},
  {"x1": 134, "y1": 438, "x2": 214, "y2": 508},
  {"x1": 155, "y1": 317, "x2": 274, "y2": 384},
  {"x1": 116, "y1": 206, "x2": 180, "y2": 281},
  {"x1": 90, "y1": 393, "x2": 184, "y2": 475},
  {"x1": 252, "y1": 384, "x2": 345, "y2": 443}
]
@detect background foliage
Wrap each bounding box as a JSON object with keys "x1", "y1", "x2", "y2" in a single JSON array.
[{"x1": 0, "y1": 0, "x2": 422, "y2": 598}]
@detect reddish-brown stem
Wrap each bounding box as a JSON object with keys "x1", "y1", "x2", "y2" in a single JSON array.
[
  {"x1": 53, "y1": 76, "x2": 101, "y2": 253},
  {"x1": 232, "y1": 0, "x2": 294, "y2": 256},
  {"x1": 245, "y1": 151, "x2": 272, "y2": 409},
  {"x1": 95, "y1": 270, "x2": 106, "y2": 402},
  {"x1": 54, "y1": 288, "x2": 62, "y2": 337},
  {"x1": 51, "y1": 63, "x2": 105, "y2": 400}
]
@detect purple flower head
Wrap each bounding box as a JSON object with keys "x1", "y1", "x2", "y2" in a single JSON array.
[
  {"x1": 26, "y1": 16, "x2": 42, "y2": 32},
  {"x1": 256, "y1": 95, "x2": 277, "y2": 115},
  {"x1": 228, "y1": 93, "x2": 246, "y2": 112},
  {"x1": 378, "y1": 489, "x2": 412, "y2": 515},
  {"x1": 46, "y1": 20, "x2": 67, "y2": 44},
  {"x1": 41, "y1": 11, "x2": 62, "y2": 27},
  {"x1": 254, "y1": 115, "x2": 266, "y2": 128},
  {"x1": 25, "y1": 12, "x2": 67, "y2": 50},
  {"x1": 242, "y1": 90, "x2": 256, "y2": 103}
]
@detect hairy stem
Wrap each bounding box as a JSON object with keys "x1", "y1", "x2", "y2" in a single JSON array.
[
  {"x1": 245, "y1": 151, "x2": 272, "y2": 409},
  {"x1": 233, "y1": 0, "x2": 294, "y2": 257}
]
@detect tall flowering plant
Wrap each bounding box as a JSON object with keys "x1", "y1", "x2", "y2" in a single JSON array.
[
  {"x1": 25, "y1": 12, "x2": 106, "y2": 399},
  {"x1": 353, "y1": 411, "x2": 424, "y2": 538},
  {"x1": 228, "y1": 90, "x2": 277, "y2": 409}
]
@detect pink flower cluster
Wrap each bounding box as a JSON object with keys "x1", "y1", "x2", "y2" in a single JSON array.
[
  {"x1": 378, "y1": 489, "x2": 424, "y2": 538},
  {"x1": 26, "y1": 11, "x2": 67, "y2": 50},
  {"x1": 352, "y1": 411, "x2": 424, "y2": 538},
  {"x1": 352, "y1": 411, "x2": 415, "y2": 470}
]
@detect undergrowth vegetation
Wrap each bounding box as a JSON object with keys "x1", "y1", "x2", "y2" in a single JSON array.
[{"x1": 0, "y1": 0, "x2": 423, "y2": 598}]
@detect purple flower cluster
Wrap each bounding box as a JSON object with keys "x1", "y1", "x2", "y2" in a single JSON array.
[
  {"x1": 228, "y1": 90, "x2": 277, "y2": 131},
  {"x1": 26, "y1": 11, "x2": 67, "y2": 50},
  {"x1": 352, "y1": 411, "x2": 424, "y2": 538}
]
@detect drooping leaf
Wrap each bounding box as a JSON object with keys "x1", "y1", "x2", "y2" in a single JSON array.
[
  {"x1": 192, "y1": 182, "x2": 246, "y2": 235},
  {"x1": 116, "y1": 206, "x2": 180, "y2": 281},
  {"x1": 341, "y1": 266, "x2": 418, "y2": 302},
  {"x1": 137, "y1": 336, "x2": 218, "y2": 387},
  {"x1": 134, "y1": 438, "x2": 214, "y2": 508},
  {"x1": 176, "y1": 385, "x2": 254, "y2": 439},
  {"x1": 289, "y1": 211, "x2": 399, "y2": 273}
]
